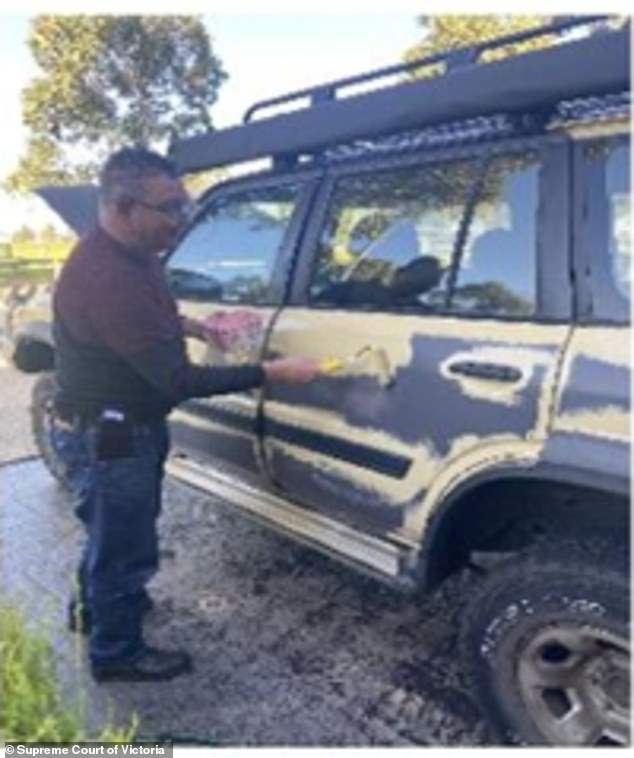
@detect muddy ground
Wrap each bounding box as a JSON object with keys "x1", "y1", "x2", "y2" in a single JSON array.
[{"x1": 1, "y1": 362, "x2": 490, "y2": 746}]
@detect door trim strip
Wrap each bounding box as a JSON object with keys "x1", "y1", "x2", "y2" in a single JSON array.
[{"x1": 179, "y1": 400, "x2": 412, "y2": 479}]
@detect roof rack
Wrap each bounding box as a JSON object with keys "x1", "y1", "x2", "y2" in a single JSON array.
[
  {"x1": 242, "y1": 15, "x2": 612, "y2": 123},
  {"x1": 323, "y1": 92, "x2": 630, "y2": 165},
  {"x1": 170, "y1": 16, "x2": 629, "y2": 175}
]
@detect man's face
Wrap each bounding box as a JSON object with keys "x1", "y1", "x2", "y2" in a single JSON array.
[{"x1": 126, "y1": 173, "x2": 191, "y2": 254}]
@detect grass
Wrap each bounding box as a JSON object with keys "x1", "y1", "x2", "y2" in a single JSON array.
[{"x1": 0, "y1": 604, "x2": 137, "y2": 742}]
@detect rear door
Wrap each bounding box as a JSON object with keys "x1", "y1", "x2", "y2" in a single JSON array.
[
  {"x1": 261, "y1": 136, "x2": 574, "y2": 538},
  {"x1": 548, "y1": 131, "x2": 630, "y2": 484},
  {"x1": 164, "y1": 172, "x2": 319, "y2": 488}
]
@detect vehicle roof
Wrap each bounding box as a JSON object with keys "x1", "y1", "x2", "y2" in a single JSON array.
[
  {"x1": 36, "y1": 18, "x2": 630, "y2": 234},
  {"x1": 196, "y1": 91, "x2": 630, "y2": 204},
  {"x1": 171, "y1": 18, "x2": 629, "y2": 176}
]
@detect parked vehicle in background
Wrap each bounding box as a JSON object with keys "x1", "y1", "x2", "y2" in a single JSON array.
[{"x1": 11, "y1": 16, "x2": 630, "y2": 746}]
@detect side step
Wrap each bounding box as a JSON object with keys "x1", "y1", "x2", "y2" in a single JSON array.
[{"x1": 166, "y1": 454, "x2": 416, "y2": 588}]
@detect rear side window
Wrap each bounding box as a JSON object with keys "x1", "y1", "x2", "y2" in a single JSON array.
[
  {"x1": 309, "y1": 150, "x2": 541, "y2": 318},
  {"x1": 606, "y1": 142, "x2": 630, "y2": 300},
  {"x1": 165, "y1": 184, "x2": 302, "y2": 305},
  {"x1": 454, "y1": 155, "x2": 539, "y2": 316},
  {"x1": 579, "y1": 136, "x2": 630, "y2": 322}
]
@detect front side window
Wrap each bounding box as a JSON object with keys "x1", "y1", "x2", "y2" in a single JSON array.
[
  {"x1": 309, "y1": 150, "x2": 541, "y2": 318},
  {"x1": 165, "y1": 184, "x2": 302, "y2": 305}
]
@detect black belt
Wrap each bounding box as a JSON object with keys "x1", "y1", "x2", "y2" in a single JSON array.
[{"x1": 55, "y1": 405, "x2": 165, "y2": 428}]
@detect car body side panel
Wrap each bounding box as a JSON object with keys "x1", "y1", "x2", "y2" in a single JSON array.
[
  {"x1": 168, "y1": 303, "x2": 274, "y2": 489},
  {"x1": 541, "y1": 326, "x2": 631, "y2": 490},
  {"x1": 262, "y1": 309, "x2": 570, "y2": 541}
]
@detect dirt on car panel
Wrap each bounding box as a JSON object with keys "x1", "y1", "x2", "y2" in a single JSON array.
[
  {"x1": 266, "y1": 445, "x2": 407, "y2": 532},
  {"x1": 553, "y1": 327, "x2": 630, "y2": 442},
  {"x1": 264, "y1": 392, "x2": 534, "y2": 496},
  {"x1": 170, "y1": 415, "x2": 260, "y2": 470},
  {"x1": 267, "y1": 314, "x2": 566, "y2": 453},
  {"x1": 559, "y1": 357, "x2": 629, "y2": 414},
  {"x1": 263, "y1": 311, "x2": 568, "y2": 540}
]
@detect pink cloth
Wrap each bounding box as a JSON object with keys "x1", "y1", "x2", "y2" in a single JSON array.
[{"x1": 203, "y1": 310, "x2": 263, "y2": 351}]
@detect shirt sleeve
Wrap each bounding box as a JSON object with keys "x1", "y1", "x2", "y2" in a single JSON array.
[
  {"x1": 89, "y1": 271, "x2": 264, "y2": 402},
  {"x1": 127, "y1": 337, "x2": 264, "y2": 403}
]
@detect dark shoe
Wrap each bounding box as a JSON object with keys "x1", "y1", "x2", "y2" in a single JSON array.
[
  {"x1": 92, "y1": 646, "x2": 193, "y2": 682},
  {"x1": 68, "y1": 592, "x2": 154, "y2": 635}
]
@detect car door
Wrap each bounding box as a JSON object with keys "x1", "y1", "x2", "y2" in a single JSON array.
[
  {"x1": 548, "y1": 132, "x2": 630, "y2": 482},
  {"x1": 261, "y1": 136, "x2": 574, "y2": 539},
  {"x1": 164, "y1": 172, "x2": 318, "y2": 488}
]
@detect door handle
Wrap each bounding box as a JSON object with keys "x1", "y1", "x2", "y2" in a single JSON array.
[{"x1": 448, "y1": 360, "x2": 522, "y2": 383}]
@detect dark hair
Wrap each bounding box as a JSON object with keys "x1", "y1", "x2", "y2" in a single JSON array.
[{"x1": 99, "y1": 147, "x2": 179, "y2": 207}]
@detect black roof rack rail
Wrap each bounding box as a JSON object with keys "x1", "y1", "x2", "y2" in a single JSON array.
[
  {"x1": 242, "y1": 15, "x2": 611, "y2": 124},
  {"x1": 170, "y1": 17, "x2": 629, "y2": 175}
]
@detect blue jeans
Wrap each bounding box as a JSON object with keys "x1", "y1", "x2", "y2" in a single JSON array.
[{"x1": 53, "y1": 417, "x2": 169, "y2": 665}]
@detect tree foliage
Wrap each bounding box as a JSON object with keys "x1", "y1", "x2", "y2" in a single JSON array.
[
  {"x1": 12, "y1": 226, "x2": 36, "y2": 244},
  {"x1": 5, "y1": 15, "x2": 227, "y2": 194},
  {"x1": 404, "y1": 15, "x2": 555, "y2": 78},
  {"x1": 183, "y1": 167, "x2": 229, "y2": 198}
]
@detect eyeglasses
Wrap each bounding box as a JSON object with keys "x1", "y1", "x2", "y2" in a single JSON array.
[{"x1": 133, "y1": 197, "x2": 195, "y2": 220}]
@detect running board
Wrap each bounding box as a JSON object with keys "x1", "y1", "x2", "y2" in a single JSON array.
[{"x1": 166, "y1": 454, "x2": 414, "y2": 586}]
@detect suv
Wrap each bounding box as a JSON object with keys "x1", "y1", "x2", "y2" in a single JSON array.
[{"x1": 12, "y1": 17, "x2": 630, "y2": 746}]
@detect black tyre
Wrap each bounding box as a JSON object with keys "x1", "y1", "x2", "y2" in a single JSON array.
[
  {"x1": 31, "y1": 371, "x2": 71, "y2": 489},
  {"x1": 460, "y1": 539, "x2": 630, "y2": 746}
]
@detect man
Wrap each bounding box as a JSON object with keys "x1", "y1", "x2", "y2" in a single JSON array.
[{"x1": 53, "y1": 147, "x2": 319, "y2": 682}]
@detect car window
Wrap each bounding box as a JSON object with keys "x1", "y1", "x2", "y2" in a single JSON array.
[
  {"x1": 453, "y1": 154, "x2": 539, "y2": 317},
  {"x1": 165, "y1": 184, "x2": 302, "y2": 305},
  {"x1": 309, "y1": 160, "x2": 473, "y2": 310},
  {"x1": 606, "y1": 142, "x2": 630, "y2": 300},
  {"x1": 580, "y1": 136, "x2": 630, "y2": 322},
  {"x1": 309, "y1": 150, "x2": 541, "y2": 318}
]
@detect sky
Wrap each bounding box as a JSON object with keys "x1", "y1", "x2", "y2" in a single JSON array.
[
  {"x1": 0, "y1": 7, "x2": 423, "y2": 237},
  {"x1": 0, "y1": 0, "x2": 627, "y2": 237}
]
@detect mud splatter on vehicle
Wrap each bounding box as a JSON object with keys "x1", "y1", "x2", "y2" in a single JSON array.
[{"x1": 13, "y1": 16, "x2": 630, "y2": 746}]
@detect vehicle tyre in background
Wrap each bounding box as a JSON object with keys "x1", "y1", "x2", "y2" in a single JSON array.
[{"x1": 31, "y1": 371, "x2": 72, "y2": 490}]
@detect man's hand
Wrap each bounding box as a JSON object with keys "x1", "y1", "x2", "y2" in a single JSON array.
[
  {"x1": 262, "y1": 356, "x2": 321, "y2": 384},
  {"x1": 181, "y1": 315, "x2": 216, "y2": 343}
]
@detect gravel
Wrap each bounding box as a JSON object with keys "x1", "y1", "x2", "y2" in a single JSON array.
[
  {"x1": 1, "y1": 364, "x2": 491, "y2": 746},
  {"x1": 0, "y1": 364, "x2": 38, "y2": 463}
]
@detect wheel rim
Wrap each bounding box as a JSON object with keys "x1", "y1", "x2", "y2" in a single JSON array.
[{"x1": 517, "y1": 623, "x2": 630, "y2": 745}]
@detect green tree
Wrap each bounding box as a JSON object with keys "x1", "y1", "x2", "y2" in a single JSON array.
[
  {"x1": 40, "y1": 223, "x2": 58, "y2": 245},
  {"x1": 183, "y1": 167, "x2": 229, "y2": 198},
  {"x1": 403, "y1": 15, "x2": 556, "y2": 78},
  {"x1": 398, "y1": 18, "x2": 557, "y2": 240},
  {"x1": 5, "y1": 15, "x2": 227, "y2": 194},
  {"x1": 12, "y1": 226, "x2": 36, "y2": 244}
]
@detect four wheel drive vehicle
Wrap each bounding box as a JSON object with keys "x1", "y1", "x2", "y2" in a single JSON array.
[{"x1": 11, "y1": 17, "x2": 631, "y2": 746}]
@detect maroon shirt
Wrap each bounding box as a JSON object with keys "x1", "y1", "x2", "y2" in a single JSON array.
[
  {"x1": 55, "y1": 227, "x2": 183, "y2": 354},
  {"x1": 53, "y1": 226, "x2": 263, "y2": 419}
]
